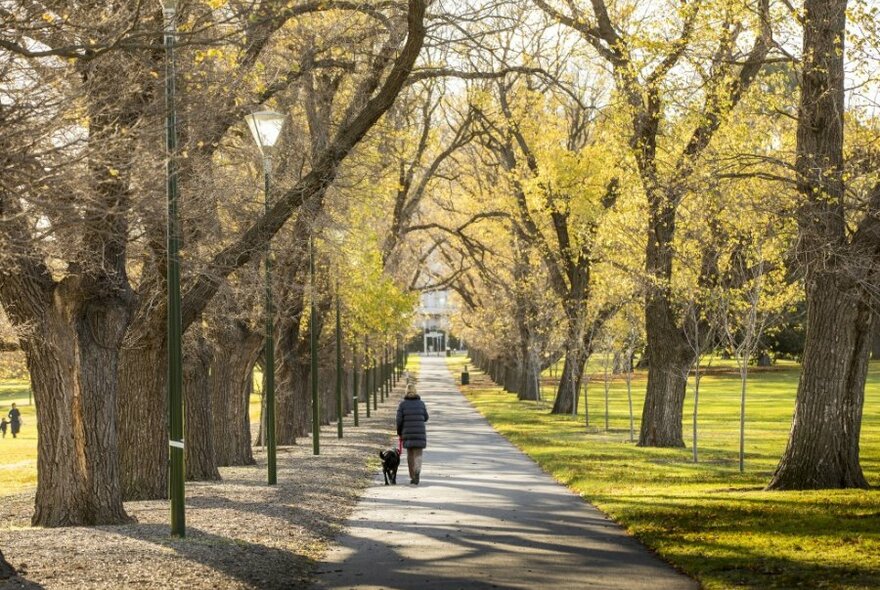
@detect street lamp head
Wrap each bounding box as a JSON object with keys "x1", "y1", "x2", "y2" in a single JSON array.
[
  {"x1": 245, "y1": 110, "x2": 286, "y2": 153},
  {"x1": 160, "y1": 0, "x2": 178, "y2": 12}
]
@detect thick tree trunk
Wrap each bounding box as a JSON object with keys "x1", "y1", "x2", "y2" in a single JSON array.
[
  {"x1": 769, "y1": 0, "x2": 869, "y2": 490},
  {"x1": 210, "y1": 326, "x2": 260, "y2": 466},
  {"x1": 516, "y1": 340, "x2": 540, "y2": 401},
  {"x1": 516, "y1": 362, "x2": 540, "y2": 401},
  {"x1": 769, "y1": 278, "x2": 870, "y2": 488},
  {"x1": 274, "y1": 344, "x2": 296, "y2": 445},
  {"x1": 503, "y1": 358, "x2": 519, "y2": 394},
  {"x1": 551, "y1": 316, "x2": 591, "y2": 414},
  {"x1": 639, "y1": 188, "x2": 693, "y2": 446},
  {"x1": 0, "y1": 549, "x2": 14, "y2": 580},
  {"x1": 27, "y1": 291, "x2": 131, "y2": 526},
  {"x1": 184, "y1": 329, "x2": 221, "y2": 481},
  {"x1": 638, "y1": 298, "x2": 692, "y2": 447},
  {"x1": 118, "y1": 328, "x2": 168, "y2": 501},
  {"x1": 321, "y1": 361, "x2": 335, "y2": 424},
  {"x1": 276, "y1": 352, "x2": 310, "y2": 444},
  {"x1": 551, "y1": 348, "x2": 588, "y2": 414}
]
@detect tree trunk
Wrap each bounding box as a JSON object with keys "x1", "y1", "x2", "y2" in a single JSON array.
[
  {"x1": 639, "y1": 293, "x2": 693, "y2": 447},
  {"x1": 321, "y1": 361, "x2": 335, "y2": 424},
  {"x1": 503, "y1": 358, "x2": 519, "y2": 394},
  {"x1": 274, "y1": 347, "x2": 295, "y2": 447},
  {"x1": 768, "y1": 0, "x2": 869, "y2": 490},
  {"x1": 184, "y1": 329, "x2": 221, "y2": 481},
  {"x1": 118, "y1": 328, "x2": 168, "y2": 501},
  {"x1": 276, "y1": 352, "x2": 311, "y2": 444},
  {"x1": 516, "y1": 351, "x2": 540, "y2": 401},
  {"x1": 551, "y1": 316, "x2": 590, "y2": 414},
  {"x1": 28, "y1": 290, "x2": 131, "y2": 526},
  {"x1": 769, "y1": 279, "x2": 870, "y2": 489},
  {"x1": 0, "y1": 549, "x2": 14, "y2": 580},
  {"x1": 209, "y1": 326, "x2": 260, "y2": 466}
]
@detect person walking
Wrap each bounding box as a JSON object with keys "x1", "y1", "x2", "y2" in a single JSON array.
[
  {"x1": 0, "y1": 417, "x2": 8, "y2": 438},
  {"x1": 7, "y1": 403, "x2": 21, "y2": 439},
  {"x1": 397, "y1": 383, "x2": 429, "y2": 485}
]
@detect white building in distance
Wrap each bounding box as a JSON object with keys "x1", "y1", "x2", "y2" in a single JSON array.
[{"x1": 416, "y1": 290, "x2": 455, "y2": 354}]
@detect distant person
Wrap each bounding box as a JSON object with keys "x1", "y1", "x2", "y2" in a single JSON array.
[
  {"x1": 0, "y1": 417, "x2": 8, "y2": 438},
  {"x1": 7, "y1": 404, "x2": 21, "y2": 439},
  {"x1": 396, "y1": 383, "x2": 429, "y2": 485}
]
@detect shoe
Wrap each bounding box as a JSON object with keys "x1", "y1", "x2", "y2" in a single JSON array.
[{"x1": 413, "y1": 475, "x2": 419, "y2": 485}]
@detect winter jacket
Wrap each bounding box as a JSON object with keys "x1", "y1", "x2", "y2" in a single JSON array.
[{"x1": 396, "y1": 395, "x2": 429, "y2": 449}]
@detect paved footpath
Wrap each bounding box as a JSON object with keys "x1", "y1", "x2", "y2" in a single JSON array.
[{"x1": 312, "y1": 356, "x2": 697, "y2": 590}]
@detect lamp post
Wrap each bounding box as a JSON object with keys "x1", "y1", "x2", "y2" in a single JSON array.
[
  {"x1": 373, "y1": 354, "x2": 378, "y2": 411},
  {"x1": 310, "y1": 237, "x2": 320, "y2": 455},
  {"x1": 352, "y1": 342, "x2": 360, "y2": 427},
  {"x1": 161, "y1": 0, "x2": 185, "y2": 538},
  {"x1": 244, "y1": 109, "x2": 286, "y2": 485},
  {"x1": 381, "y1": 345, "x2": 386, "y2": 401},
  {"x1": 364, "y1": 335, "x2": 371, "y2": 418},
  {"x1": 335, "y1": 279, "x2": 343, "y2": 439},
  {"x1": 327, "y1": 230, "x2": 345, "y2": 438}
]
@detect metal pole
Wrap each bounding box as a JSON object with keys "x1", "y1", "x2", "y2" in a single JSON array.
[
  {"x1": 380, "y1": 346, "x2": 385, "y2": 400},
  {"x1": 384, "y1": 347, "x2": 388, "y2": 399},
  {"x1": 310, "y1": 237, "x2": 320, "y2": 455},
  {"x1": 164, "y1": 3, "x2": 185, "y2": 538},
  {"x1": 352, "y1": 342, "x2": 359, "y2": 427},
  {"x1": 372, "y1": 359, "x2": 378, "y2": 411},
  {"x1": 263, "y1": 157, "x2": 277, "y2": 485},
  {"x1": 364, "y1": 336, "x2": 371, "y2": 418},
  {"x1": 335, "y1": 285, "x2": 343, "y2": 439}
]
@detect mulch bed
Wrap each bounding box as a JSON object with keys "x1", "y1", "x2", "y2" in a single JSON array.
[{"x1": 0, "y1": 395, "x2": 400, "y2": 589}]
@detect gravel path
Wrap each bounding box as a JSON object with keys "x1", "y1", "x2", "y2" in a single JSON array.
[
  {"x1": 312, "y1": 356, "x2": 697, "y2": 590},
  {"x1": 0, "y1": 386, "x2": 402, "y2": 590}
]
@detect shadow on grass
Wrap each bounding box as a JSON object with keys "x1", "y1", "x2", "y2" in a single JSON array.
[{"x1": 668, "y1": 538, "x2": 880, "y2": 589}]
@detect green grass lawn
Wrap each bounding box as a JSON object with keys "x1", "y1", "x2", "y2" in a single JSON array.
[
  {"x1": 405, "y1": 352, "x2": 421, "y2": 378},
  {"x1": 449, "y1": 356, "x2": 880, "y2": 590},
  {"x1": 0, "y1": 381, "x2": 37, "y2": 495},
  {"x1": 1, "y1": 353, "x2": 420, "y2": 497}
]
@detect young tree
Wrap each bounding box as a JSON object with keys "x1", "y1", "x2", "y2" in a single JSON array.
[{"x1": 720, "y1": 242, "x2": 795, "y2": 473}]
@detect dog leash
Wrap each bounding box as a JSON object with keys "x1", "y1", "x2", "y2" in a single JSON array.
[{"x1": 398, "y1": 437, "x2": 403, "y2": 454}]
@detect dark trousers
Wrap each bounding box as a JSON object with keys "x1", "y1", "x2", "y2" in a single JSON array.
[{"x1": 407, "y1": 448, "x2": 423, "y2": 480}]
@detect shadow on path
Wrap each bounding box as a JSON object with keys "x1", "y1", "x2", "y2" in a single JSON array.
[{"x1": 312, "y1": 355, "x2": 697, "y2": 590}]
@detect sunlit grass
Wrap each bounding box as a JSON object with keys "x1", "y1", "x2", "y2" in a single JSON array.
[
  {"x1": 448, "y1": 356, "x2": 880, "y2": 590},
  {"x1": 0, "y1": 381, "x2": 37, "y2": 496},
  {"x1": 404, "y1": 352, "x2": 421, "y2": 377}
]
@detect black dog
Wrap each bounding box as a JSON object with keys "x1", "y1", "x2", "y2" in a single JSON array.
[{"x1": 379, "y1": 449, "x2": 400, "y2": 485}]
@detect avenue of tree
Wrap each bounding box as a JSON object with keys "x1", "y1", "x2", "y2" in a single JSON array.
[{"x1": 0, "y1": 0, "x2": 878, "y2": 552}]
